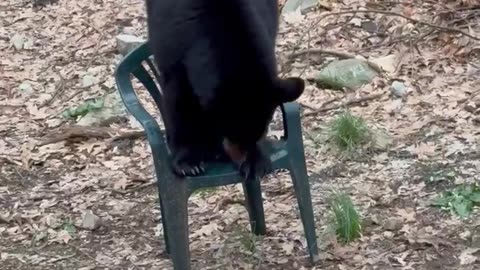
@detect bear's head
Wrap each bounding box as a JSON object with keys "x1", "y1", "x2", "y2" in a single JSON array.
[{"x1": 223, "y1": 76, "x2": 305, "y2": 157}]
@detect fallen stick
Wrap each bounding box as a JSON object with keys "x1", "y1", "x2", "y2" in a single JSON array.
[
  {"x1": 289, "y1": 48, "x2": 384, "y2": 74},
  {"x1": 303, "y1": 92, "x2": 384, "y2": 116},
  {"x1": 213, "y1": 197, "x2": 245, "y2": 212},
  {"x1": 38, "y1": 126, "x2": 145, "y2": 147}
]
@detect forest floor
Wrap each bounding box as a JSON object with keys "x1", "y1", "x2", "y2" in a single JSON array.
[{"x1": 1, "y1": 0, "x2": 480, "y2": 269}]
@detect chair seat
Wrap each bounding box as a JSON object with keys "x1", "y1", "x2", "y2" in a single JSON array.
[
  {"x1": 197, "y1": 138, "x2": 289, "y2": 176},
  {"x1": 196, "y1": 160, "x2": 237, "y2": 177},
  {"x1": 185, "y1": 139, "x2": 290, "y2": 192}
]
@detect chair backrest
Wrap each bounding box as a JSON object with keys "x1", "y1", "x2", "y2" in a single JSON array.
[
  {"x1": 116, "y1": 42, "x2": 167, "y2": 115},
  {"x1": 115, "y1": 42, "x2": 170, "y2": 161}
]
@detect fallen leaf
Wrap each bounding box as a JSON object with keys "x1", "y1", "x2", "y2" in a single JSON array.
[{"x1": 459, "y1": 248, "x2": 480, "y2": 265}]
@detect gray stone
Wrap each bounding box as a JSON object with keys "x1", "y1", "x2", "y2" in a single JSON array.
[
  {"x1": 81, "y1": 210, "x2": 101, "y2": 230},
  {"x1": 383, "y1": 217, "x2": 404, "y2": 231},
  {"x1": 315, "y1": 59, "x2": 378, "y2": 90},
  {"x1": 390, "y1": 80, "x2": 407, "y2": 97},
  {"x1": 116, "y1": 34, "x2": 145, "y2": 56},
  {"x1": 282, "y1": 0, "x2": 318, "y2": 14}
]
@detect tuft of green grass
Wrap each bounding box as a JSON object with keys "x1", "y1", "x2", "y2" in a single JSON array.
[
  {"x1": 63, "y1": 220, "x2": 76, "y2": 234},
  {"x1": 431, "y1": 184, "x2": 480, "y2": 218},
  {"x1": 233, "y1": 226, "x2": 259, "y2": 254},
  {"x1": 328, "y1": 111, "x2": 370, "y2": 151},
  {"x1": 61, "y1": 98, "x2": 104, "y2": 119},
  {"x1": 328, "y1": 191, "x2": 362, "y2": 244},
  {"x1": 422, "y1": 164, "x2": 456, "y2": 185}
]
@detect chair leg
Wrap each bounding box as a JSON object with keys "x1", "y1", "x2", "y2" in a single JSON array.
[
  {"x1": 289, "y1": 155, "x2": 320, "y2": 263},
  {"x1": 242, "y1": 178, "x2": 266, "y2": 235},
  {"x1": 158, "y1": 196, "x2": 170, "y2": 254},
  {"x1": 160, "y1": 180, "x2": 191, "y2": 270}
]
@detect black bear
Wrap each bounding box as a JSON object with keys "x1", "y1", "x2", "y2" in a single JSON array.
[{"x1": 146, "y1": 0, "x2": 305, "y2": 179}]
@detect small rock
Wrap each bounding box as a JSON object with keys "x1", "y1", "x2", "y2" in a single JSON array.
[
  {"x1": 361, "y1": 21, "x2": 378, "y2": 33},
  {"x1": 459, "y1": 248, "x2": 480, "y2": 265},
  {"x1": 370, "y1": 55, "x2": 397, "y2": 74},
  {"x1": 10, "y1": 34, "x2": 25, "y2": 50},
  {"x1": 23, "y1": 38, "x2": 34, "y2": 50},
  {"x1": 45, "y1": 214, "x2": 62, "y2": 229},
  {"x1": 472, "y1": 96, "x2": 480, "y2": 107},
  {"x1": 390, "y1": 80, "x2": 407, "y2": 97},
  {"x1": 383, "y1": 217, "x2": 404, "y2": 231},
  {"x1": 464, "y1": 103, "x2": 476, "y2": 113},
  {"x1": 0, "y1": 213, "x2": 11, "y2": 223},
  {"x1": 120, "y1": 26, "x2": 136, "y2": 35},
  {"x1": 116, "y1": 34, "x2": 145, "y2": 56},
  {"x1": 353, "y1": 254, "x2": 364, "y2": 262},
  {"x1": 34, "y1": 231, "x2": 47, "y2": 242},
  {"x1": 473, "y1": 116, "x2": 480, "y2": 125},
  {"x1": 471, "y1": 230, "x2": 480, "y2": 248},
  {"x1": 362, "y1": 216, "x2": 377, "y2": 227},
  {"x1": 383, "y1": 231, "x2": 394, "y2": 238},
  {"x1": 81, "y1": 74, "x2": 97, "y2": 88},
  {"x1": 372, "y1": 129, "x2": 392, "y2": 151},
  {"x1": 18, "y1": 82, "x2": 34, "y2": 95},
  {"x1": 81, "y1": 210, "x2": 101, "y2": 230}
]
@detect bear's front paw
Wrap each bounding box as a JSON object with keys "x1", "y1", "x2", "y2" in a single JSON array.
[
  {"x1": 238, "y1": 148, "x2": 272, "y2": 180},
  {"x1": 171, "y1": 160, "x2": 206, "y2": 177},
  {"x1": 171, "y1": 150, "x2": 206, "y2": 177}
]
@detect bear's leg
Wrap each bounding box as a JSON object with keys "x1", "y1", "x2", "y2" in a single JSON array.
[
  {"x1": 223, "y1": 138, "x2": 272, "y2": 180},
  {"x1": 160, "y1": 64, "x2": 207, "y2": 177},
  {"x1": 198, "y1": 112, "x2": 229, "y2": 164}
]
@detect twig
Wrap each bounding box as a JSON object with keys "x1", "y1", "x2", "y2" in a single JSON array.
[
  {"x1": 313, "y1": 9, "x2": 480, "y2": 41},
  {"x1": 300, "y1": 97, "x2": 340, "y2": 112},
  {"x1": 13, "y1": 167, "x2": 27, "y2": 186},
  {"x1": 62, "y1": 78, "x2": 107, "y2": 102},
  {"x1": 111, "y1": 181, "x2": 156, "y2": 194},
  {"x1": 67, "y1": 244, "x2": 101, "y2": 265},
  {"x1": 454, "y1": 88, "x2": 480, "y2": 118},
  {"x1": 48, "y1": 254, "x2": 76, "y2": 263},
  {"x1": 299, "y1": 102, "x2": 317, "y2": 111},
  {"x1": 110, "y1": 130, "x2": 145, "y2": 142},
  {"x1": 39, "y1": 72, "x2": 65, "y2": 108},
  {"x1": 284, "y1": 8, "x2": 479, "y2": 74},
  {"x1": 85, "y1": 32, "x2": 105, "y2": 70},
  {"x1": 3, "y1": 17, "x2": 26, "y2": 27},
  {"x1": 304, "y1": 92, "x2": 384, "y2": 116},
  {"x1": 0, "y1": 156, "x2": 21, "y2": 166}
]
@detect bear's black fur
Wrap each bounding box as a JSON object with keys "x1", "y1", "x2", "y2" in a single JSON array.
[{"x1": 146, "y1": 0, "x2": 305, "y2": 179}]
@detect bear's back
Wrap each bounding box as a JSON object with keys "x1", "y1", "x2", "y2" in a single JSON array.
[{"x1": 148, "y1": 0, "x2": 279, "y2": 73}]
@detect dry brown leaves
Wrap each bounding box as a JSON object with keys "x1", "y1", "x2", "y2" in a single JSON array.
[{"x1": 1, "y1": 0, "x2": 480, "y2": 269}]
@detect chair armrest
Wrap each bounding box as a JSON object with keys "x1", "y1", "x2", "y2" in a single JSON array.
[{"x1": 279, "y1": 102, "x2": 303, "y2": 141}]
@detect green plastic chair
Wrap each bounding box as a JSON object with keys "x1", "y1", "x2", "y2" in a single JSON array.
[{"x1": 115, "y1": 42, "x2": 319, "y2": 270}]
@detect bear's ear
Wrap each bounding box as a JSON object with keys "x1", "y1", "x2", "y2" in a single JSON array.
[{"x1": 274, "y1": 77, "x2": 305, "y2": 104}]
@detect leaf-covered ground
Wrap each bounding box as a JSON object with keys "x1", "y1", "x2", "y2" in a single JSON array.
[{"x1": 1, "y1": 0, "x2": 480, "y2": 269}]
